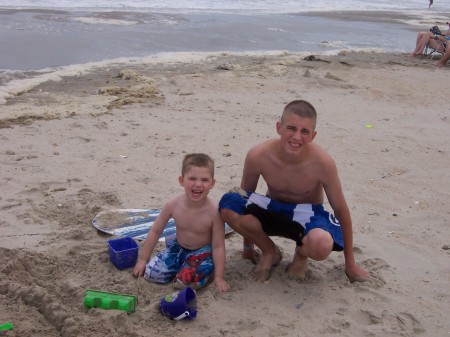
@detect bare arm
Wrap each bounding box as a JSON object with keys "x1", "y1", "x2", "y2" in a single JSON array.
[
  {"x1": 240, "y1": 146, "x2": 262, "y2": 192},
  {"x1": 132, "y1": 198, "x2": 176, "y2": 278},
  {"x1": 433, "y1": 35, "x2": 449, "y2": 43},
  {"x1": 322, "y1": 159, "x2": 369, "y2": 282},
  {"x1": 211, "y1": 210, "x2": 230, "y2": 292},
  {"x1": 240, "y1": 147, "x2": 261, "y2": 253}
]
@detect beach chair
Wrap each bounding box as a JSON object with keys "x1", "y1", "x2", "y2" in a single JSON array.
[
  {"x1": 424, "y1": 26, "x2": 448, "y2": 58},
  {"x1": 424, "y1": 42, "x2": 446, "y2": 58}
]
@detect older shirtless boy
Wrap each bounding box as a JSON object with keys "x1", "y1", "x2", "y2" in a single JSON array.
[{"x1": 219, "y1": 100, "x2": 369, "y2": 283}]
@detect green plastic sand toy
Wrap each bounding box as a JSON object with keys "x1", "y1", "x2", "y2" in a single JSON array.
[
  {"x1": 0, "y1": 323, "x2": 14, "y2": 331},
  {"x1": 83, "y1": 290, "x2": 137, "y2": 313}
]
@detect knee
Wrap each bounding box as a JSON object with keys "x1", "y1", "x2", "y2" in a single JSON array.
[
  {"x1": 302, "y1": 229, "x2": 333, "y2": 261},
  {"x1": 144, "y1": 268, "x2": 170, "y2": 284},
  {"x1": 220, "y1": 208, "x2": 239, "y2": 225}
]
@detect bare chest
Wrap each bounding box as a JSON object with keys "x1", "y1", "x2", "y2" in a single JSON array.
[
  {"x1": 262, "y1": 163, "x2": 323, "y2": 204},
  {"x1": 172, "y1": 207, "x2": 213, "y2": 236}
]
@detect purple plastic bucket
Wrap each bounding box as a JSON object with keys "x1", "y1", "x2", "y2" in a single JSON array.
[{"x1": 159, "y1": 287, "x2": 197, "y2": 320}]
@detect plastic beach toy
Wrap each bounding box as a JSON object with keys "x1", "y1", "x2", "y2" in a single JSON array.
[
  {"x1": 0, "y1": 323, "x2": 14, "y2": 331},
  {"x1": 160, "y1": 287, "x2": 197, "y2": 320},
  {"x1": 107, "y1": 237, "x2": 139, "y2": 270},
  {"x1": 84, "y1": 290, "x2": 137, "y2": 313}
]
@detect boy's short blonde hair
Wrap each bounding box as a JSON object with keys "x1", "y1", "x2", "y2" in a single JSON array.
[{"x1": 182, "y1": 153, "x2": 215, "y2": 178}]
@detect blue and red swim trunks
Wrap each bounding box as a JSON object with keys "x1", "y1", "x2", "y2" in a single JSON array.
[{"x1": 144, "y1": 239, "x2": 214, "y2": 289}]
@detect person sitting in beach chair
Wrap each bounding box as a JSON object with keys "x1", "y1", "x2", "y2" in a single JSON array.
[
  {"x1": 426, "y1": 37, "x2": 448, "y2": 58},
  {"x1": 435, "y1": 43, "x2": 450, "y2": 66},
  {"x1": 425, "y1": 27, "x2": 450, "y2": 58},
  {"x1": 410, "y1": 23, "x2": 450, "y2": 57}
]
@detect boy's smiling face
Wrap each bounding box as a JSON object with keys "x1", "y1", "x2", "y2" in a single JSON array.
[
  {"x1": 276, "y1": 112, "x2": 317, "y2": 154},
  {"x1": 179, "y1": 166, "x2": 215, "y2": 201}
]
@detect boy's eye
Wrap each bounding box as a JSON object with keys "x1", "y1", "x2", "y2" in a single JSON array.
[
  {"x1": 286, "y1": 126, "x2": 310, "y2": 134},
  {"x1": 188, "y1": 177, "x2": 210, "y2": 182}
]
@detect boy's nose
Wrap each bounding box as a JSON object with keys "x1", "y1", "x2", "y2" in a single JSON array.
[{"x1": 292, "y1": 130, "x2": 303, "y2": 139}]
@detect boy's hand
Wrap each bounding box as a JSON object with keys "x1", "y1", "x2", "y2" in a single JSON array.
[
  {"x1": 214, "y1": 277, "x2": 230, "y2": 292},
  {"x1": 132, "y1": 260, "x2": 147, "y2": 278},
  {"x1": 345, "y1": 263, "x2": 369, "y2": 283}
]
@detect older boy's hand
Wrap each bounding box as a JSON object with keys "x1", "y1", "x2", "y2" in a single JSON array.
[
  {"x1": 345, "y1": 263, "x2": 370, "y2": 283},
  {"x1": 132, "y1": 260, "x2": 147, "y2": 278},
  {"x1": 214, "y1": 277, "x2": 230, "y2": 292}
]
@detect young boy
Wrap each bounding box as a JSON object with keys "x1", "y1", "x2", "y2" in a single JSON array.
[{"x1": 132, "y1": 153, "x2": 230, "y2": 292}]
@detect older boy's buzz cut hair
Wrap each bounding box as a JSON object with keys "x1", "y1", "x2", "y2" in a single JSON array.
[
  {"x1": 182, "y1": 153, "x2": 215, "y2": 177},
  {"x1": 282, "y1": 100, "x2": 317, "y2": 128}
]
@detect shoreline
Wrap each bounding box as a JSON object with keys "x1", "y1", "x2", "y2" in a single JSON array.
[
  {"x1": 1, "y1": 49, "x2": 447, "y2": 125},
  {"x1": 2, "y1": 8, "x2": 443, "y2": 71}
]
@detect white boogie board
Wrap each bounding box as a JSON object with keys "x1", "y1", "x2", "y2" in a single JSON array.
[{"x1": 93, "y1": 209, "x2": 233, "y2": 242}]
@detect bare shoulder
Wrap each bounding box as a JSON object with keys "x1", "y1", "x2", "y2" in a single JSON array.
[
  {"x1": 164, "y1": 193, "x2": 185, "y2": 211},
  {"x1": 248, "y1": 138, "x2": 277, "y2": 155},
  {"x1": 309, "y1": 143, "x2": 338, "y2": 179},
  {"x1": 311, "y1": 143, "x2": 335, "y2": 163},
  {"x1": 204, "y1": 196, "x2": 218, "y2": 209},
  {"x1": 206, "y1": 197, "x2": 222, "y2": 217},
  {"x1": 246, "y1": 139, "x2": 278, "y2": 163}
]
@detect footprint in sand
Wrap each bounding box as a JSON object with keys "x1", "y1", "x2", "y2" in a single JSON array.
[{"x1": 358, "y1": 310, "x2": 425, "y2": 335}]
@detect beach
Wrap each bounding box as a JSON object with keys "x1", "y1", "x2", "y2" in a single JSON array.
[{"x1": 1, "y1": 47, "x2": 450, "y2": 336}]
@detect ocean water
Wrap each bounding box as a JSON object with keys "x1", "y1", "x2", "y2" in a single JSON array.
[
  {"x1": 0, "y1": 0, "x2": 443, "y2": 13},
  {"x1": 1, "y1": 0, "x2": 449, "y2": 102}
]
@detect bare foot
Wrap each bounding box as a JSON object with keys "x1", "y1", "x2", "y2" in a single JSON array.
[
  {"x1": 409, "y1": 51, "x2": 423, "y2": 57},
  {"x1": 286, "y1": 257, "x2": 307, "y2": 280},
  {"x1": 253, "y1": 247, "x2": 282, "y2": 283},
  {"x1": 434, "y1": 61, "x2": 446, "y2": 67},
  {"x1": 242, "y1": 247, "x2": 260, "y2": 265},
  {"x1": 253, "y1": 268, "x2": 272, "y2": 283}
]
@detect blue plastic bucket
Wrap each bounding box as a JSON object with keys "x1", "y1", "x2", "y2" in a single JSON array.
[{"x1": 159, "y1": 287, "x2": 197, "y2": 320}]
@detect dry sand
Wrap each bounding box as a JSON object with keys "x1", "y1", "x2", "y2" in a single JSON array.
[{"x1": 1, "y1": 51, "x2": 449, "y2": 337}]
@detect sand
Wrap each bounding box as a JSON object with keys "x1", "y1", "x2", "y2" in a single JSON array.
[{"x1": 1, "y1": 50, "x2": 449, "y2": 337}]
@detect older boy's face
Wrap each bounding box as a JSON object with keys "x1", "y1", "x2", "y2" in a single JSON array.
[
  {"x1": 276, "y1": 113, "x2": 316, "y2": 153},
  {"x1": 179, "y1": 166, "x2": 215, "y2": 201}
]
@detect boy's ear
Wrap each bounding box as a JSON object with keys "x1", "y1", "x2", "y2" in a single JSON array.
[
  {"x1": 276, "y1": 121, "x2": 282, "y2": 135},
  {"x1": 178, "y1": 176, "x2": 184, "y2": 185}
]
